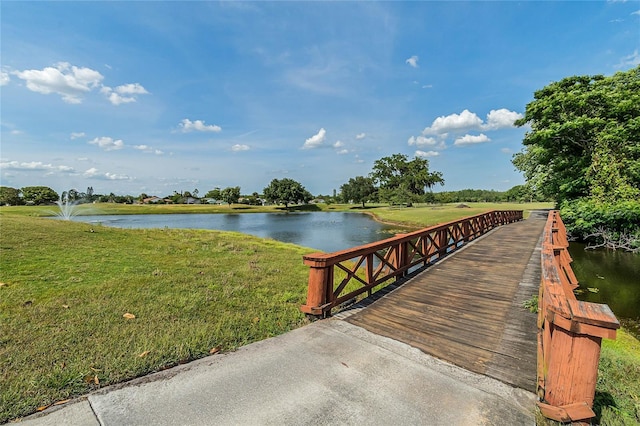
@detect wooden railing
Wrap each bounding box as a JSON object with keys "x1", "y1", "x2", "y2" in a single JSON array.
[
  {"x1": 300, "y1": 210, "x2": 523, "y2": 318},
  {"x1": 537, "y1": 211, "x2": 619, "y2": 424}
]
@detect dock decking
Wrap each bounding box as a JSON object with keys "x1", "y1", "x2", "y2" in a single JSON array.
[{"x1": 342, "y1": 212, "x2": 547, "y2": 392}]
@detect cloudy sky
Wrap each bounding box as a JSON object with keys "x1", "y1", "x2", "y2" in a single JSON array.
[{"x1": 1, "y1": 1, "x2": 639, "y2": 197}]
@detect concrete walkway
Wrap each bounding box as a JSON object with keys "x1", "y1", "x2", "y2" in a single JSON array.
[{"x1": 19, "y1": 319, "x2": 535, "y2": 426}]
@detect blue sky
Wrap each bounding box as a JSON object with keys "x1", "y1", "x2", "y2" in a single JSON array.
[{"x1": 1, "y1": 1, "x2": 639, "y2": 197}]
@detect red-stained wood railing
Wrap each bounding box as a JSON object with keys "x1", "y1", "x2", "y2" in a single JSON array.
[
  {"x1": 300, "y1": 210, "x2": 523, "y2": 318},
  {"x1": 537, "y1": 211, "x2": 619, "y2": 424}
]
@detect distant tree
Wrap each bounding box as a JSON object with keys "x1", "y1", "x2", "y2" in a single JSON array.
[
  {"x1": 340, "y1": 176, "x2": 377, "y2": 208},
  {"x1": 66, "y1": 189, "x2": 80, "y2": 202},
  {"x1": 370, "y1": 154, "x2": 444, "y2": 205},
  {"x1": 220, "y1": 186, "x2": 241, "y2": 205},
  {"x1": 21, "y1": 186, "x2": 59, "y2": 205},
  {"x1": 239, "y1": 192, "x2": 263, "y2": 206},
  {"x1": 263, "y1": 178, "x2": 310, "y2": 209},
  {"x1": 86, "y1": 186, "x2": 95, "y2": 202},
  {"x1": 0, "y1": 186, "x2": 22, "y2": 205},
  {"x1": 505, "y1": 185, "x2": 531, "y2": 203},
  {"x1": 205, "y1": 188, "x2": 221, "y2": 200}
]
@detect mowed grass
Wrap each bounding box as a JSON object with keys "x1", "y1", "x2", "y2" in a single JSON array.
[
  {"x1": 0, "y1": 215, "x2": 312, "y2": 422},
  {"x1": 363, "y1": 202, "x2": 553, "y2": 227}
]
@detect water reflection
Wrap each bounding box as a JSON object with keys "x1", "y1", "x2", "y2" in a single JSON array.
[{"x1": 569, "y1": 242, "x2": 640, "y2": 321}]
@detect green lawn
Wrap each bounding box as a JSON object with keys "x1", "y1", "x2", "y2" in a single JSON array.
[{"x1": 0, "y1": 215, "x2": 312, "y2": 422}]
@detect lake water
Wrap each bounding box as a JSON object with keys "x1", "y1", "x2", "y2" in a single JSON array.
[
  {"x1": 569, "y1": 242, "x2": 640, "y2": 323},
  {"x1": 70, "y1": 212, "x2": 406, "y2": 254}
]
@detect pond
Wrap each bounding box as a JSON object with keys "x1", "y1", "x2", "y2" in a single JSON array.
[
  {"x1": 569, "y1": 243, "x2": 640, "y2": 330},
  {"x1": 69, "y1": 212, "x2": 408, "y2": 254}
]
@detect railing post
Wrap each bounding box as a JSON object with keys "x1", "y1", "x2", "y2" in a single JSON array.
[
  {"x1": 301, "y1": 255, "x2": 333, "y2": 319},
  {"x1": 394, "y1": 235, "x2": 410, "y2": 280},
  {"x1": 537, "y1": 211, "x2": 619, "y2": 424}
]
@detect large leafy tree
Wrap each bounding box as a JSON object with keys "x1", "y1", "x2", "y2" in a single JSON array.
[
  {"x1": 340, "y1": 176, "x2": 377, "y2": 208},
  {"x1": 220, "y1": 186, "x2": 241, "y2": 206},
  {"x1": 263, "y1": 178, "x2": 311, "y2": 208},
  {"x1": 513, "y1": 66, "x2": 640, "y2": 203},
  {"x1": 0, "y1": 186, "x2": 22, "y2": 205},
  {"x1": 370, "y1": 153, "x2": 444, "y2": 204},
  {"x1": 20, "y1": 186, "x2": 59, "y2": 205}
]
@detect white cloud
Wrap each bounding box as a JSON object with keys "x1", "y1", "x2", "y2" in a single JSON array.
[
  {"x1": 100, "y1": 83, "x2": 149, "y2": 105},
  {"x1": 102, "y1": 83, "x2": 150, "y2": 105},
  {"x1": 337, "y1": 149, "x2": 349, "y2": 155},
  {"x1": 84, "y1": 167, "x2": 100, "y2": 177},
  {"x1": 89, "y1": 136, "x2": 124, "y2": 151},
  {"x1": 105, "y1": 172, "x2": 131, "y2": 180},
  {"x1": 70, "y1": 132, "x2": 86, "y2": 140},
  {"x1": 484, "y1": 109, "x2": 523, "y2": 130},
  {"x1": 454, "y1": 133, "x2": 491, "y2": 146},
  {"x1": 231, "y1": 144, "x2": 250, "y2": 152},
  {"x1": 423, "y1": 109, "x2": 483, "y2": 135},
  {"x1": 179, "y1": 118, "x2": 222, "y2": 133},
  {"x1": 0, "y1": 160, "x2": 75, "y2": 173},
  {"x1": 132, "y1": 145, "x2": 163, "y2": 155},
  {"x1": 406, "y1": 55, "x2": 419, "y2": 68},
  {"x1": 105, "y1": 91, "x2": 136, "y2": 105},
  {"x1": 333, "y1": 141, "x2": 344, "y2": 148},
  {"x1": 114, "y1": 83, "x2": 149, "y2": 95},
  {"x1": 355, "y1": 133, "x2": 366, "y2": 140},
  {"x1": 84, "y1": 167, "x2": 131, "y2": 180},
  {"x1": 13, "y1": 62, "x2": 104, "y2": 104},
  {"x1": 616, "y1": 49, "x2": 640, "y2": 68},
  {"x1": 0, "y1": 71, "x2": 9, "y2": 86},
  {"x1": 302, "y1": 128, "x2": 326, "y2": 149},
  {"x1": 408, "y1": 135, "x2": 443, "y2": 148},
  {"x1": 415, "y1": 150, "x2": 439, "y2": 158},
  {"x1": 421, "y1": 108, "x2": 522, "y2": 138},
  {"x1": 501, "y1": 148, "x2": 513, "y2": 154},
  {"x1": 632, "y1": 10, "x2": 640, "y2": 15}
]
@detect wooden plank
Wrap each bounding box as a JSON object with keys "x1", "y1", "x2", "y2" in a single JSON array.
[
  {"x1": 567, "y1": 300, "x2": 620, "y2": 330},
  {"x1": 344, "y1": 214, "x2": 546, "y2": 390}
]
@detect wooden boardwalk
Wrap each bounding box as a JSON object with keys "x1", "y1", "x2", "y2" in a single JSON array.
[{"x1": 342, "y1": 212, "x2": 547, "y2": 392}]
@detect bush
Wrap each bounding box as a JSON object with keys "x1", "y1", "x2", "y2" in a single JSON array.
[{"x1": 560, "y1": 199, "x2": 640, "y2": 250}]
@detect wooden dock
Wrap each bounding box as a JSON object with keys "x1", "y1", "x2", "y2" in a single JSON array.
[{"x1": 342, "y1": 212, "x2": 547, "y2": 392}]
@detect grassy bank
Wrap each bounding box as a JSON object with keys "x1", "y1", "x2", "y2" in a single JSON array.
[
  {"x1": 596, "y1": 328, "x2": 640, "y2": 425},
  {"x1": 0, "y1": 215, "x2": 312, "y2": 422}
]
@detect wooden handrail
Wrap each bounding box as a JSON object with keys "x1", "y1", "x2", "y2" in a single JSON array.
[
  {"x1": 537, "y1": 211, "x2": 619, "y2": 424},
  {"x1": 300, "y1": 210, "x2": 523, "y2": 318}
]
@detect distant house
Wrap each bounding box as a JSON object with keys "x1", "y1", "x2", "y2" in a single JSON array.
[
  {"x1": 142, "y1": 196, "x2": 163, "y2": 204},
  {"x1": 184, "y1": 197, "x2": 201, "y2": 204},
  {"x1": 203, "y1": 198, "x2": 223, "y2": 205}
]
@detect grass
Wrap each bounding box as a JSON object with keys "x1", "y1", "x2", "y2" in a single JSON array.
[
  {"x1": 0, "y1": 215, "x2": 312, "y2": 422},
  {"x1": 595, "y1": 328, "x2": 640, "y2": 425}
]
